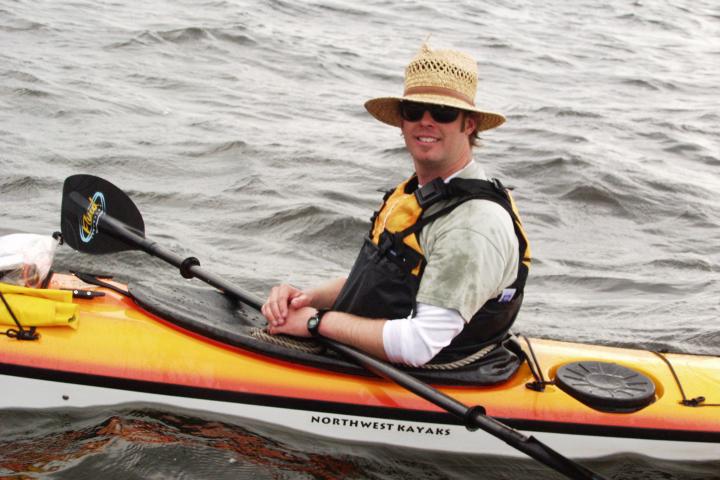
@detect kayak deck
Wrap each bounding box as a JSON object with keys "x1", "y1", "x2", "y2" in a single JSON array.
[{"x1": 126, "y1": 276, "x2": 523, "y2": 386}]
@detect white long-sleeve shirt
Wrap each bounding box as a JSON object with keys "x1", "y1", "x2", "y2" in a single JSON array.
[{"x1": 382, "y1": 302, "x2": 465, "y2": 367}]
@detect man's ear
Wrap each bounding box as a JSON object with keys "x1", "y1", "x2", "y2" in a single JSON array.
[{"x1": 463, "y1": 113, "x2": 477, "y2": 134}]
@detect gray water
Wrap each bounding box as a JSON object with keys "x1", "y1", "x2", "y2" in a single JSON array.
[{"x1": 1, "y1": 0, "x2": 719, "y2": 478}]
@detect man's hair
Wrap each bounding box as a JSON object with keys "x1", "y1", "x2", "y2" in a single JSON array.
[
  {"x1": 469, "y1": 129, "x2": 480, "y2": 147},
  {"x1": 462, "y1": 113, "x2": 481, "y2": 147}
]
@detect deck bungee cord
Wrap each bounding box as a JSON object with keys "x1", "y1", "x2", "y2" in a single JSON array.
[
  {"x1": 652, "y1": 351, "x2": 720, "y2": 408},
  {"x1": 251, "y1": 325, "x2": 499, "y2": 371},
  {"x1": 0, "y1": 291, "x2": 39, "y2": 341},
  {"x1": 520, "y1": 334, "x2": 555, "y2": 392}
]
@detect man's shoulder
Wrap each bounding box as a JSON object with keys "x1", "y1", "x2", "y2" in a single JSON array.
[
  {"x1": 432, "y1": 198, "x2": 513, "y2": 235},
  {"x1": 423, "y1": 160, "x2": 516, "y2": 239},
  {"x1": 454, "y1": 160, "x2": 488, "y2": 181},
  {"x1": 444, "y1": 161, "x2": 515, "y2": 230}
]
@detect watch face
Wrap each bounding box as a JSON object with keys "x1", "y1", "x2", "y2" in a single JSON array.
[{"x1": 307, "y1": 315, "x2": 320, "y2": 334}]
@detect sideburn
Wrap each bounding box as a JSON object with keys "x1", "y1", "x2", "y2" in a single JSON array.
[{"x1": 460, "y1": 113, "x2": 479, "y2": 147}]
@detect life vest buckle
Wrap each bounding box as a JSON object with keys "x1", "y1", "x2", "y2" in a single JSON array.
[
  {"x1": 491, "y1": 177, "x2": 505, "y2": 192},
  {"x1": 414, "y1": 178, "x2": 447, "y2": 208},
  {"x1": 378, "y1": 231, "x2": 394, "y2": 255}
]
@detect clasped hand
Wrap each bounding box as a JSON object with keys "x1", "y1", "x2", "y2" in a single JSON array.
[{"x1": 261, "y1": 283, "x2": 317, "y2": 338}]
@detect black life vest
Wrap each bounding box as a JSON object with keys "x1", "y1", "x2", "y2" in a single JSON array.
[{"x1": 332, "y1": 174, "x2": 531, "y2": 363}]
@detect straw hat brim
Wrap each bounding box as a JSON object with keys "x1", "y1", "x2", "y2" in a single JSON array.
[{"x1": 365, "y1": 94, "x2": 506, "y2": 132}]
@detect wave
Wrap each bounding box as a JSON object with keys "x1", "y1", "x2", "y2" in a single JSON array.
[
  {"x1": 1, "y1": 70, "x2": 44, "y2": 83},
  {"x1": 635, "y1": 257, "x2": 717, "y2": 272},
  {"x1": 0, "y1": 175, "x2": 57, "y2": 193},
  {"x1": 663, "y1": 141, "x2": 705, "y2": 154},
  {"x1": 315, "y1": 1, "x2": 370, "y2": 16},
  {"x1": 685, "y1": 330, "x2": 720, "y2": 353},
  {"x1": 512, "y1": 127, "x2": 591, "y2": 145},
  {"x1": 512, "y1": 153, "x2": 593, "y2": 172},
  {"x1": 241, "y1": 205, "x2": 367, "y2": 241},
  {"x1": 0, "y1": 17, "x2": 46, "y2": 32},
  {"x1": 697, "y1": 154, "x2": 720, "y2": 166},
  {"x1": 183, "y1": 140, "x2": 250, "y2": 158},
  {"x1": 108, "y1": 26, "x2": 256, "y2": 49},
  {"x1": 618, "y1": 77, "x2": 679, "y2": 91},
  {"x1": 533, "y1": 273, "x2": 696, "y2": 295},
  {"x1": 559, "y1": 184, "x2": 632, "y2": 216},
  {"x1": 534, "y1": 106, "x2": 603, "y2": 119},
  {"x1": 12, "y1": 87, "x2": 51, "y2": 97}
]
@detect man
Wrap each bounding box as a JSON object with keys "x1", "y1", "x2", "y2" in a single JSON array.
[{"x1": 262, "y1": 43, "x2": 530, "y2": 367}]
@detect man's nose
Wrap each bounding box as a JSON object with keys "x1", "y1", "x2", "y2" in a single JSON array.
[{"x1": 419, "y1": 110, "x2": 435, "y2": 125}]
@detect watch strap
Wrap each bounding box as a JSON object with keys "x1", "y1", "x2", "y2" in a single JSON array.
[{"x1": 307, "y1": 309, "x2": 328, "y2": 337}]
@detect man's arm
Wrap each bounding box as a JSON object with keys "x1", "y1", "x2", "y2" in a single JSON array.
[
  {"x1": 265, "y1": 302, "x2": 466, "y2": 365},
  {"x1": 267, "y1": 306, "x2": 389, "y2": 361}
]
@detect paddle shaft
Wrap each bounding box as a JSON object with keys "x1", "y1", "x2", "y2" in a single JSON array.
[
  {"x1": 328, "y1": 341, "x2": 604, "y2": 480},
  {"x1": 88, "y1": 201, "x2": 263, "y2": 309},
  {"x1": 69, "y1": 189, "x2": 605, "y2": 479},
  {"x1": 100, "y1": 213, "x2": 602, "y2": 479}
]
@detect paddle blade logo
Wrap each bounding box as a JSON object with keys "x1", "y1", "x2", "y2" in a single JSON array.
[
  {"x1": 79, "y1": 192, "x2": 106, "y2": 244},
  {"x1": 62, "y1": 174, "x2": 145, "y2": 254}
]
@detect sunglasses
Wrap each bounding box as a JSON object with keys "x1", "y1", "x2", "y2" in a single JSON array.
[{"x1": 399, "y1": 102, "x2": 462, "y2": 123}]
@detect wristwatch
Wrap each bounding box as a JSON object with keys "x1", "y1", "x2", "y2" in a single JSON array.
[{"x1": 307, "y1": 309, "x2": 328, "y2": 337}]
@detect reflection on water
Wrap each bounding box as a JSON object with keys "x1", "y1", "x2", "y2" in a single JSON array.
[{"x1": 1, "y1": 406, "x2": 718, "y2": 480}]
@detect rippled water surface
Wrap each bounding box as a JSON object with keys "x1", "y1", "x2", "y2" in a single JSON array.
[{"x1": 1, "y1": 0, "x2": 719, "y2": 478}]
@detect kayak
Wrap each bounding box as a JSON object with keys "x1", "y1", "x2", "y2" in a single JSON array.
[
  {"x1": 2, "y1": 173, "x2": 718, "y2": 479},
  {"x1": 1, "y1": 271, "x2": 718, "y2": 462}
]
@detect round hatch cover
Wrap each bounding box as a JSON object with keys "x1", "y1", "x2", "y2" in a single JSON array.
[{"x1": 555, "y1": 361, "x2": 656, "y2": 412}]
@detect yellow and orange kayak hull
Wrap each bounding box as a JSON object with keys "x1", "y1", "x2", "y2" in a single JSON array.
[{"x1": 1, "y1": 274, "x2": 718, "y2": 460}]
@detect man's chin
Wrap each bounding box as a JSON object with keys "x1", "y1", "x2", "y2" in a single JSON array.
[{"x1": 411, "y1": 152, "x2": 439, "y2": 164}]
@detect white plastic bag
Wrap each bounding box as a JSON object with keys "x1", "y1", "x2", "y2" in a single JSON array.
[{"x1": 0, "y1": 234, "x2": 59, "y2": 288}]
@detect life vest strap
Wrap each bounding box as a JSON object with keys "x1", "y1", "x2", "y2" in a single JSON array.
[
  {"x1": 398, "y1": 177, "x2": 530, "y2": 297},
  {"x1": 414, "y1": 177, "x2": 448, "y2": 208}
]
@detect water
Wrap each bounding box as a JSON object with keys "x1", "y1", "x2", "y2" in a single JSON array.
[
  {"x1": 2, "y1": 406, "x2": 719, "y2": 480},
  {"x1": 1, "y1": 0, "x2": 719, "y2": 477}
]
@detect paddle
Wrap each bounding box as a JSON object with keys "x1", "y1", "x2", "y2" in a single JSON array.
[{"x1": 60, "y1": 174, "x2": 606, "y2": 480}]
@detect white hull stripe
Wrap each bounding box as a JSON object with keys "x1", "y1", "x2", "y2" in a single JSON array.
[{"x1": 0, "y1": 370, "x2": 718, "y2": 460}]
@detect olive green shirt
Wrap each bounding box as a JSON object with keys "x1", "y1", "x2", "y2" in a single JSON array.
[{"x1": 416, "y1": 161, "x2": 519, "y2": 322}]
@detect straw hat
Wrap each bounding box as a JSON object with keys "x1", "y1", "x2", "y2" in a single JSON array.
[{"x1": 365, "y1": 43, "x2": 505, "y2": 132}]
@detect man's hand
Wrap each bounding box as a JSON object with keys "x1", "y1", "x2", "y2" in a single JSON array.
[
  {"x1": 261, "y1": 277, "x2": 392, "y2": 361},
  {"x1": 266, "y1": 306, "x2": 317, "y2": 338},
  {"x1": 261, "y1": 284, "x2": 313, "y2": 327}
]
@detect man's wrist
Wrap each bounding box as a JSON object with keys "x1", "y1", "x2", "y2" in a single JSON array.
[{"x1": 307, "y1": 309, "x2": 329, "y2": 337}]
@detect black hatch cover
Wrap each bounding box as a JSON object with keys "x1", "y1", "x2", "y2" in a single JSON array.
[{"x1": 555, "y1": 361, "x2": 656, "y2": 413}]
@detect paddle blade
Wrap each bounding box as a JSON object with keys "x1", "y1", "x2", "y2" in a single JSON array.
[{"x1": 61, "y1": 174, "x2": 145, "y2": 254}]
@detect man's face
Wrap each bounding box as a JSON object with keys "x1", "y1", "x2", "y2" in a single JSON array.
[{"x1": 400, "y1": 103, "x2": 475, "y2": 170}]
